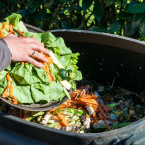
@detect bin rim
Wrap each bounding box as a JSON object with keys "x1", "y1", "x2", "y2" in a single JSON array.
[
  {"x1": 50, "y1": 29, "x2": 145, "y2": 46},
  {"x1": 1, "y1": 111, "x2": 145, "y2": 138}
]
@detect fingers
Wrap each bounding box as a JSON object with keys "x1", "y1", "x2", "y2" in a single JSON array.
[
  {"x1": 6, "y1": 34, "x2": 49, "y2": 55},
  {"x1": 23, "y1": 37, "x2": 44, "y2": 46},
  {"x1": 4, "y1": 34, "x2": 50, "y2": 67},
  {"x1": 32, "y1": 45, "x2": 50, "y2": 55},
  {"x1": 29, "y1": 50, "x2": 48, "y2": 63},
  {"x1": 26, "y1": 57, "x2": 44, "y2": 68},
  {"x1": 24, "y1": 40, "x2": 50, "y2": 55},
  {"x1": 7, "y1": 33, "x2": 16, "y2": 37}
]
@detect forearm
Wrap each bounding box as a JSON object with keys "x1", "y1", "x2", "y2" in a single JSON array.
[{"x1": 0, "y1": 41, "x2": 11, "y2": 72}]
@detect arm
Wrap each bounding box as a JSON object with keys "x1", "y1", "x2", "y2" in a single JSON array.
[{"x1": 0, "y1": 41, "x2": 11, "y2": 71}]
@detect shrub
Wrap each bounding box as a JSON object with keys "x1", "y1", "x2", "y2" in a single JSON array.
[{"x1": 0, "y1": 0, "x2": 145, "y2": 39}]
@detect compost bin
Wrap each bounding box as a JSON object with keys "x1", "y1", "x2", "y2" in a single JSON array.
[{"x1": 1, "y1": 26, "x2": 145, "y2": 145}]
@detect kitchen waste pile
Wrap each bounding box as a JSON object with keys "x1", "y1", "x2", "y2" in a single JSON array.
[
  {"x1": 0, "y1": 13, "x2": 145, "y2": 133},
  {"x1": 1, "y1": 83, "x2": 145, "y2": 133}
]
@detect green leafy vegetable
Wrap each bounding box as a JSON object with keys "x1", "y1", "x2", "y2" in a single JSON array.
[
  {"x1": 5, "y1": 13, "x2": 22, "y2": 27},
  {"x1": 0, "y1": 13, "x2": 82, "y2": 104}
]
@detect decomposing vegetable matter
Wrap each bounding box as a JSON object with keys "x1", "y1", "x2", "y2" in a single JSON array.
[
  {"x1": 1, "y1": 83, "x2": 144, "y2": 133},
  {"x1": 0, "y1": 13, "x2": 82, "y2": 105}
]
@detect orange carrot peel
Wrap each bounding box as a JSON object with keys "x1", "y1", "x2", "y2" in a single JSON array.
[
  {"x1": 2, "y1": 73, "x2": 18, "y2": 104},
  {"x1": 57, "y1": 112, "x2": 69, "y2": 127}
]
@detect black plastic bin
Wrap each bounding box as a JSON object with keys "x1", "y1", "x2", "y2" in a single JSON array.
[{"x1": 1, "y1": 28, "x2": 145, "y2": 145}]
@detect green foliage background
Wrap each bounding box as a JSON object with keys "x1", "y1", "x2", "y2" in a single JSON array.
[{"x1": 0, "y1": 0, "x2": 145, "y2": 39}]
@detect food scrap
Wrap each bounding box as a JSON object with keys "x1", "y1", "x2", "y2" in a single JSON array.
[{"x1": 1, "y1": 83, "x2": 144, "y2": 133}]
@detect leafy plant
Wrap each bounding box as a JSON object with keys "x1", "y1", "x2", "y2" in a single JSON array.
[{"x1": 0, "y1": 0, "x2": 145, "y2": 39}]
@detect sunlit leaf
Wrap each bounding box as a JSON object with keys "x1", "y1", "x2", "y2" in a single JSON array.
[{"x1": 82, "y1": 0, "x2": 93, "y2": 11}]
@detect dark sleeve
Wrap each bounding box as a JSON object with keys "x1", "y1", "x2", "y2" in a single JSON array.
[{"x1": 0, "y1": 41, "x2": 11, "y2": 72}]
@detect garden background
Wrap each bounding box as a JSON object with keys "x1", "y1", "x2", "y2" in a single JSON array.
[{"x1": 1, "y1": 0, "x2": 145, "y2": 40}]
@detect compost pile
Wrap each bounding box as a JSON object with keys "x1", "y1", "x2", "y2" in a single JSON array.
[
  {"x1": 1, "y1": 82, "x2": 145, "y2": 133},
  {"x1": 0, "y1": 13, "x2": 145, "y2": 133}
]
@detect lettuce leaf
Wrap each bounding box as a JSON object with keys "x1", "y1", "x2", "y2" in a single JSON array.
[
  {"x1": 5, "y1": 13, "x2": 22, "y2": 27},
  {"x1": 13, "y1": 82, "x2": 33, "y2": 104},
  {"x1": 17, "y1": 21, "x2": 28, "y2": 32},
  {"x1": 24, "y1": 31, "x2": 42, "y2": 42},
  {"x1": 11, "y1": 64, "x2": 41, "y2": 85},
  {"x1": 0, "y1": 13, "x2": 82, "y2": 104},
  {"x1": 31, "y1": 81, "x2": 65, "y2": 103},
  {"x1": 0, "y1": 77, "x2": 7, "y2": 95}
]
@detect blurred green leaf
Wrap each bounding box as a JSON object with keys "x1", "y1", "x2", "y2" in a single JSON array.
[
  {"x1": 118, "y1": 122, "x2": 132, "y2": 128},
  {"x1": 82, "y1": 0, "x2": 93, "y2": 11},
  {"x1": 129, "y1": 21, "x2": 138, "y2": 35},
  {"x1": 44, "y1": 0, "x2": 54, "y2": 8},
  {"x1": 105, "y1": 0, "x2": 114, "y2": 5},
  {"x1": 126, "y1": 3, "x2": 145, "y2": 13},
  {"x1": 93, "y1": 3, "x2": 104, "y2": 22},
  {"x1": 28, "y1": 8, "x2": 37, "y2": 14},
  {"x1": 61, "y1": 21, "x2": 73, "y2": 29},
  {"x1": 134, "y1": 13, "x2": 144, "y2": 22},
  {"x1": 90, "y1": 26, "x2": 106, "y2": 32},
  {"x1": 108, "y1": 22, "x2": 121, "y2": 33},
  {"x1": 125, "y1": 21, "x2": 138, "y2": 36},
  {"x1": 60, "y1": 7, "x2": 69, "y2": 13},
  {"x1": 118, "y1": 12, "x2": 133, "y2": 20},
  {"x1": 140, "y1": 20, "x2": 145, "y2": 37},
  {"x1": 112, "y1": 122, "x2": 119, "y2": 129},
  {"x1": 121, "y1": 0, "x2": 128, "y2": 7},
  {"x1": 30, "y1": 1, "x2": 42, "y2": 8},
  {"x1": 59, "y1": 0, "x2": 70, "y2": 2},
  {"x1": 0, "y1": 2, "x2": 5, "y2": 8}
]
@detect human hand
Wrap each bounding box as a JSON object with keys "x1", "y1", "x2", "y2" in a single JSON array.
[{"x1": 3, "y1": 34, "x2": 49, "y2": 68}]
